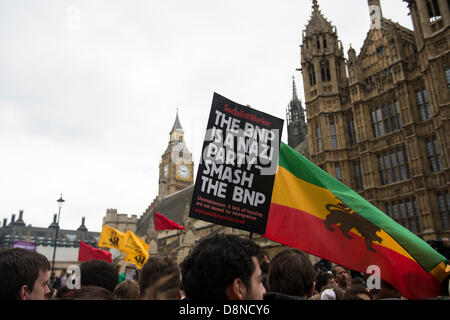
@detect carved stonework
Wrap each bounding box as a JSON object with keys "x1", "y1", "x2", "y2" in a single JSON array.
[
  {"x1": 298, "y1": 0, "x2": 449, "y2": 241},
  {"x1": 434, "y1": 38, "x2": 448, "y2": 53}
]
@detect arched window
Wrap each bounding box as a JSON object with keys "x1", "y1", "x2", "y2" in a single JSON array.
[
  {"x1": 321, "y1": 61, "x2": 331, "y2": 82},
  {"x1": 426, "y1": 0, "x2": 442, "y2": 23},
  {"x1": 309, "y1": 64, "x2": 316, "y2": 86}
]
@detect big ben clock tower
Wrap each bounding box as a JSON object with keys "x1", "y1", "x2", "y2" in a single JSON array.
[{"x1": 158, "y1": 111, "x2": 194, "y2": 200}]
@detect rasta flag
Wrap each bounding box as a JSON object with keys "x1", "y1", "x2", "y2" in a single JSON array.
[
  {"x1": 264, "y1": 142, "x2": 449, "y2": 300},
  {"x1": 97, "y1": 225, "x2": 125, "y2": 250}
]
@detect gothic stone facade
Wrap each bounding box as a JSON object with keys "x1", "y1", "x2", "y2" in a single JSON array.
[{"x1": 294, "y1": 0, "x2": 449, "y2": 241}]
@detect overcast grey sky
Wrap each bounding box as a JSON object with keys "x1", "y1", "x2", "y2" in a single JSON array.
[{"x1": 0, "y1": 0, "x2": 413, "y2": 232}]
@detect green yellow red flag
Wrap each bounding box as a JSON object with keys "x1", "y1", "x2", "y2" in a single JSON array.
[
  {"x1": 97, "y1": 225, "x2": 125, "y2": 250},
  {"x1": 264, "y1": 142, "x2": 449, "y2": 300}
]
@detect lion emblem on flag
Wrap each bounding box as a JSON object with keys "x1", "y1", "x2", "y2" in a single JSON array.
[{"x1": 324, "y1": 201, "x2": 383, "y2": 252}]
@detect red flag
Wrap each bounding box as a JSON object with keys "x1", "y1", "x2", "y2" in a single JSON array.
[
  {"x1": 78, "y1": 241, "x2": 112, "y2": 263},
  {"x1": 154, "y1": 212, "x2": 186, "y2": 231}
]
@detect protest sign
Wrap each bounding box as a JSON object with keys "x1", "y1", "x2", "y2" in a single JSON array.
[{"x1": 189, "y1": 93, "x2": 283, "y2": 234}]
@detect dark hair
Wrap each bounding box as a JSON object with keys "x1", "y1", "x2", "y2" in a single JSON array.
[
  {"x1": 267, "y1": 249, "x2": 316, "y2": 298},
  {"x1": 332, "y1": 265, "x2": 349, "y2": 276},
  {"x1": 113, "y1": 280, "x2": 140, "y2": 300},
  {"x1": 440, "y1": 275, "x2": 449, "y2": 297},
  {"x1": 80, "y1": 260, "x2": 118, "y2": 293},
  {"x1": 351, "y1": 277, "x2": 366, "y2": 288},
  {"x1": 370, "y1": 279, "x2": 400, "y2": 300},
  {"x1": 260, "y1": 261, "x2": 269, "y2": 290},
  {"x1": 0, "y1": 248, "x2": 50, "y2": 300},
  {"x1": 181, "y1": 234, "x2": 261, "y2": 300},
  {"x1": 314, "y1": 259, "x2": 332, "y2": 272},
  {"x1": 59, "y1": 285, "x2": 115, "y2": 300},
  {"x1": 256, "y1": 250, "x2": 269, "y2": 264},
  {"x1": 55, "y1": 285, "x2": 71, "y2": 299},
  {"x1": 343, "y1": 285, "x2": 372, "y2": 300},
  {"x1": 139, "y1": 255, "x2": 180, "y2": 300},
  {"x1": 315, "y1": 271, "x2": 335, "y2": 293}
]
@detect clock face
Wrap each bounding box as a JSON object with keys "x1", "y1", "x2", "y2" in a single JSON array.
[{"x1": 177, "y1": 164, "x2": 190, "y2": 179}]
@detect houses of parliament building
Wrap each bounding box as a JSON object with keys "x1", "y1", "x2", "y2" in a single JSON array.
[
  {"x1": 102, "y1": 0, "x2": 449, "y2": 264},
  {"x1": 288, "y1": 0, "x2": 449, "y2": 242}
]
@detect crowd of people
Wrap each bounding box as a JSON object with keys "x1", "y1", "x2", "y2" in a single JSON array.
[{"x1": 0, "y1": 234, "x2": 448, "y2": 300}]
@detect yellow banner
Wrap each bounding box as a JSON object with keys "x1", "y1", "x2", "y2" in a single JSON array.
[
  {"x1": 120, "y1": 230, "x2": 149, "y2": 256},
  {"x1": 97, "y1": 225, "x2": 125, "y2": 250},
  {"x1": 124, "y1": 251, "x2": 148, "y2": 269},
  {"x1": 120, "y1": 230, "x2": 149, "y2": 269}
]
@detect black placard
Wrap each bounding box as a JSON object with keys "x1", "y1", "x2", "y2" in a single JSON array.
[{"x1": 189, "y1": 93, "x2": 284, "y2": 235}]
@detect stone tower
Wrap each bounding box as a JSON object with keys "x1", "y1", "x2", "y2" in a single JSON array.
[
  {"x1": 158, "y1": 111, "x2": 194, "y2": 200},
  {"x1": 296, "y1": 0, "x2": 449, "y2": 240},
  {"x1": 301, "y1": 0, "x2": 350, "y2": 179}
]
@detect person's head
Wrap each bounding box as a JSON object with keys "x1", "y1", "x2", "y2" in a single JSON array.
[
  {"x1": 257, "y1": 252, "x2": 270, "y2": 291},
  {"x1": 0, "y1": 248, "x2": 51, "y2": 300},
  {"x1": 314, "y1": 259, "x2": 332, "y2": 273},
  {"x1": 332, "y1": 265, "x2": 351, "y2": 290},
  {"x1": 370, "y1": 279, "x2": 400, "y2": 300},
  {"x1": 139, "y1": 255, "x2": 181, "y2": 300},
  {"x1": 181, "y1": 234, "x2": 265, "y2": 300},
  {"x1": 315, "y1": 271, "x2": 337, "y2": 293},
  {"x1": 55, "y1": 285, "x2": 71, "y2": 299},
  {"x1": 320, "y1": 284, "x2": 345, "y2": 300},
  {"x1": 267, "y1": 249, "x2": 316, "y2": 299},
  {"x1": 113, "y1": 279, "x2": 140, "y2": 300},
  {"x1": 351, "y1": 276, "x2": 366, "y2": 288},
  {"x1": 59, "y1": 285, "x2": 115, "y2": 300},
  {"x1": 439, "y1": 275, "x2": 449, "y2": 297},
  {"x1": 80, "y1": 260, "x2": 118, "y2": 293},
  {"x1": 343, "y1": 285, "x2": 372, "y2": 300}
]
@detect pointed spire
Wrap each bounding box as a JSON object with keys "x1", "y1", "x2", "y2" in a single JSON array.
[
  {"x1": 312, "y1": 0, "x2": 319, "y2": 12},
  {"x1": 49, "y1": 214, "x2": 58, "y2": 228},
  {"x1": 292, "y1": 75, "x2": 299, "y2": 103},
  {"x1": 15, "y1": 210, "x2": 25, "y2": 226},
  {"x1": 170, "y1": 109, "x2": 184, "y2": 134},
  {"x1": 306, "y1": 0, "x2": 333, "y2": 34},
  {"x1": 77, "y1": 217, "x2": 88, "y2": 232},
  {"x1": 289, "y1": 76, "x2": 305, "y2": 116}
]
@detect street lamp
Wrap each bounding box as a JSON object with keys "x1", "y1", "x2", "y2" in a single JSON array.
[{"x1": 51, "y1": 194, "x2": 65, "y2": 274}]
